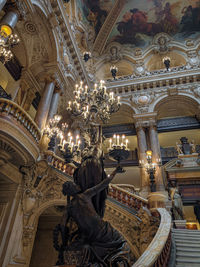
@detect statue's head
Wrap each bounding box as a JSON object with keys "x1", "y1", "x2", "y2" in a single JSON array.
[{"x1": 62, "y1": 181, "x2": 80, "y2": 196}]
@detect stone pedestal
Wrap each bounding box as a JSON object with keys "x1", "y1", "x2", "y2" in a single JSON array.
[
  {"x1": 148, "y1": 191, "x2": 168, "y2": 210},
  {"x1": 174, "y1": 220, "x2": 186, "y2": 229}
]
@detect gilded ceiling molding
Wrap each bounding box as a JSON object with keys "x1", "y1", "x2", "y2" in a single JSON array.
[{"x1": 93, "y1": 0, "x2": 126, "y2": 55}]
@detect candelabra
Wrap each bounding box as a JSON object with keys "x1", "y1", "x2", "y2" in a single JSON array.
[
  {"x1": 110, "y1": 65, "x2": 118, "y2": 80},
  {"x1": 139, "y1": 150, "x2": 161, "y2": 192},
  {"x1": 58, "y1": 131, "x2": 81, "y2": 163},
  {"x1": 83, "y1": 51, "x2": 91, "y2": 62},
  {"x1": 163, "y1": 56, "x2": 170, "y2": 71},
  {"x1": 108, "y1": 134, "x2": 129, "y2": 173},
  {"x1": 44, "y1": 115, "x2": 62, "y2": 151},
  {"x1": 0, "y1": 33, "x2": 20, "y2": 64},
  {"x1": 67, "y1": 80, "x2": 121, "y2": 123}
]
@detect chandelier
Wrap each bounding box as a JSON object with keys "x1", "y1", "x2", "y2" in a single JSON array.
[
  {"x1": 44, "y1": 114, "x2": 81, "y2": 162},
  {"x1": 67, "y1": 80, "x2": 121, "y2": 123},
  {"x1": 0, "y1": 32, "x2": 20, "y2": 64}
]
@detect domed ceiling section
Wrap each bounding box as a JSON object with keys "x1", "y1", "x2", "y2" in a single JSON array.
[
  {"x1": 107, "y1": 0, "x2": 200, "y2": 49},
  {"x1": 65, "y1": 0, "x2": 200, "y2": 78}
]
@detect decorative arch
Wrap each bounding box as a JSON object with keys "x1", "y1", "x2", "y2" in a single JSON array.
[
  {"x1": 28, "y1": 199, "x2": 66, "y2": 228},
  {"x1": 150, "y1": 94, "x2": 200, "y2": 119},
  {"x1": 107, "y1": 102, "x2": 135, "y2": 125}
]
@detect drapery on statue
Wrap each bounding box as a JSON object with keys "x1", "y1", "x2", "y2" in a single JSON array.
[
  {"x1": 61, "y1": 167, "x2": 130, "y2": 266},
  {"x1": 169, "y1": 181, "x2": 185, "y2": 221},
  {"x1": 73, "y1": 143, "x2": 107, "y2": 218}
]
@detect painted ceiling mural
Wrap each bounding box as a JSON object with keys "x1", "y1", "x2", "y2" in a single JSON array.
[
  {"x1": 77, "y1": 0, "x2": 115, "y2": 38},
  {"x1": 108, "y1": 0, "x2": 200, "y2": 49}
]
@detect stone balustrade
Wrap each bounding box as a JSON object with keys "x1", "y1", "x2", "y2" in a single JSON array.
[
  {"x1": 43, "y1": 151, "x2": 75, "y2": 176},
  {"x1": 0, "y1": 98, "x2": 41, "y2": 143},
  {"x1": 106, "y1": 65, "x2": 200, "y2": 93},
  {"x1": 133, "y1": 208, "x2": 171, "y2": 267},
  {"x1": 109, "y1": 184, "x2": 148, "y2": 211}
]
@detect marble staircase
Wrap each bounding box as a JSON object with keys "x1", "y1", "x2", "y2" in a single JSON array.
[{"x1": 172, "y1": 228, "x2": 200, "y2": 267}]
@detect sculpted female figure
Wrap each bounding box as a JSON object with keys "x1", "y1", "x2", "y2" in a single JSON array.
[
  {"x1": 169, "y1": 181, "x2": 185, "y2": 220},
  {"x1": 62, "y1": 167, "x2": 130, "y2": 266}
]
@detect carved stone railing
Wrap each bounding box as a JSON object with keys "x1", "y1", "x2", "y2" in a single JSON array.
[
  {"x1": 43, "y1": 151, "x2": 75, "y2": 177},
  {"x1": 106, "y1": 64, "x2": 200, "y2": 93},
  {"x1": 0, "y1": 98, "x2": 41, "y2": 143},
  {"x1": 109, "y1": 184, "x2": 148, "y2": 211},
  {"x1": 115, "y1": 184, "x2": 140, "y2": 195},
  {"x1": 133, "y1": 208, "x2": 171, "y2": 267}
]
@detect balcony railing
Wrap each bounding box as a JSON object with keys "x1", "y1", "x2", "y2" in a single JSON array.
[
  {"x1": 106, "y1": 64, "x2": 200, "y2": 93},
  {"x1": 0, "y1": 98, "x2": 41, "y2": 143},
  {"x1": 43, "y1": 151, "x2": 75, "y2": 177},
  {"x1": 109, "y1": 184, "x2": 148, "y2": 211}
]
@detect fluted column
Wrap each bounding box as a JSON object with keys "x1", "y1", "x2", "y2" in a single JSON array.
[
  {"x1": 47, "y1": 89, "x2": 60, "y2": 122},
  {"x1": 149, "y1": 123, "x2": 165, "y2": 191},
  {"x1": 35, "y1": 78, "x2": 55, "y2": 130},
  {"x1": 0, "y1": 0, "x2": 6, "y2": 11}
]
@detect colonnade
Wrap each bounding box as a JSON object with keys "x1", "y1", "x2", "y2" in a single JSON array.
[
  {"x1": 34, "y1": 76, "x2": 61, "y2": 130},
  {"x1": 134, "y1": 113, "x2": 167, "y2": 205}
]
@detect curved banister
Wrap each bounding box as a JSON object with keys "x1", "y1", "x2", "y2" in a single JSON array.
[
  {"x1": 43, "y1": 153, "x2": 172, "y2": 266},
  {"x1": 133, "y1": 208, "x2": 171, "y2": 267},
  {"x1": 0, "y1": 98, "x2": 41, "y2": 143}
]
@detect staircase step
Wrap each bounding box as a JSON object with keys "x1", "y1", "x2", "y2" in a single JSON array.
[
  {"x1": 175, "y1": 243, "x2": 200, "y2": 248},
  {"x1": 177, "y1": 247, "x2": 200, "y2": 252},
  {"x1": 174, "y1": 235, "x2": 200, "y2": 241},
  {"x1": 176, "y1": 258, "x2": 200, "y2": 263},
  {"x1": 176, "y1": 264, "x2": 200, "y2": 267},
  {"x1": 177, "y1": 251, "x2": 200, "y2": 257},
  {"x1": 175, "y1": 239, "x2": 200, "y2": 244},
  {"x1": 172, "y1": 229, "x2": 200, "y2": 234}
]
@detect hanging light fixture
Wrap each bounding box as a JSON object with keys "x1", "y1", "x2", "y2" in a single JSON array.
[
  {"x1": 83, "y1": 51, "x2": 91, "y2": 62},
  {"x1": 110, "y1": 65, "x2": 118, "y2": 80},
  {"x1": 163, "y1": 56, "x2": 170, "y2": 71},
  {"x1": 0, "y1": 31, "x2": 20, "y2": 64},
  {"x1": 67, "y1": 80, "x2": 121, "y2": 123}
]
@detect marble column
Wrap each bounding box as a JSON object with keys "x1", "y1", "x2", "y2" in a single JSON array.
[
  {"x1": 0, "y1": 0, "x2": 6, "y2": 11},
  {"x1": 136, "y1": 125, "x2": 149, "y2": 196},
  {"x1": 47, "y1": 89, "x2": 60, "y2": 122},
  {"x1": 0, "y1": 10, "x2": 19, "y2": 31},
  {"x1": 149, "y1": 123, "x2": 165, "y2": 191},
  {"x1": 35, "y1": 79, "x2": 55, "y2": 130}
]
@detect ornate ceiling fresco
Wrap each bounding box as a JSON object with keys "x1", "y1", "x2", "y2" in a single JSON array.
[
  {"x1": 108, "y1": 0, "x2": 200, "y2": 49},
  {"x1": 77, "y1": 0, "x2": 115, "y2": 38}
]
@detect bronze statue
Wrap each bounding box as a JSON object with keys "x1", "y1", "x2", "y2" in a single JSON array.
[
  {"x1": 73, "y1": 143, "x2": 107, "y2": 218},
  {"x1": 62, "y1": 167, "x2": 130, "y2": 266}
]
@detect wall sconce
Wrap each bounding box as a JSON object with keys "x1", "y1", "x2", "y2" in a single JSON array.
[
  {"x1": 110, "y1": 65, "x2": 118, "y2": 80},
  {"x1": 163, "y1": 56, "x2": 170, "y2": 71},
  {"x1": 83, "y1": 51, "x2": 91, "y2": 62}
]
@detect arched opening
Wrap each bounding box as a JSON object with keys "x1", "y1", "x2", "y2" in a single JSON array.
[{"x1": 30, "y1": 205, "x2": 65, "y2": 267}]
